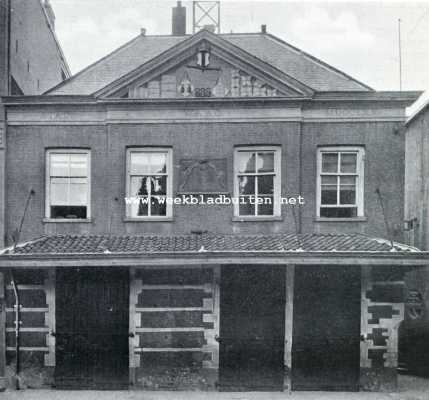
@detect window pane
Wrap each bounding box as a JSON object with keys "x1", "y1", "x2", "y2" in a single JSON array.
[
  {"x1": 320, "y1": 207, "x2": 357, "y2": 218},
  {"x1": 321, "y1": 185, "x2": 337, "y2": 205},
  {"x1": 130, "y1": 152, "x2": 151, "y2": 175},
  {"x1": 340, "y1": 176, "x2": 356, "y2": 205},
  {"x1": 137, "y1": 197, "x2": 149, "y2": 216},
  {"x1": 131, "y1": 176, "x2": 150, "y2": 196},
  {"x1": 321, "y1": 153, "x2": 338, "y2": 173},
  {"x1": 321, "y1": 175, "x2": 337, "y2": 185},
  {"x1": 257, "y1": 175, "x2": 274, "y2": 195},
  {"x1": 70, "y1": 154, "x2": 88, "y2": 177},
  {"x1": 237, "y1": 152, "x2": 256, "y2": 173},
  {"x1": 151, "y1": 176, "x2": 167, "y2": 195},
  {"x1": 257, "y1": 152, "x2": 274, "y2": 173},
  {"x1": 50, "y1": 154, "x2": 69, "y2": 176},
  {"x1": 50, "y1": 178, "x2": 68, "y2": 205},
  {"x1": 151, "y1": 196, "x2": 167, "y2": 216},
  {"x1": 238, "y1": 176, "x2": 255, "y2": 195},
  {"x1": 257, "y1": 196, "x2": 274, "y2": 215},
  {"x1": 239, "y1": 196, "x2": 255, "y2": 216},
  {"x1": 69, "y1": 178, "x2": 88, "y2": 205},
  {"x1": 340, "y1": 176, "x2": 356, "y2": 186},
  {"x1": 150, "y1": 153, "x2": 167, "y2": 174},
  {"x1": 51, "y1": 206, "x2": 86, "y2": 219},
  {"x1": 340, "y1": 153, "x2": 357, "y2": 173}
]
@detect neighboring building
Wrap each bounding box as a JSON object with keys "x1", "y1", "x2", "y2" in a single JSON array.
[
  {"x1": 0, "y1": 2, "x2": 427, "y2": 393},
  {"x1": 0, "y1": 0, "x2": 71, "y2": 245},
  {"x1": 400, "y1": 93, "x2": 429, "y2": 376},
  {"x1": 0, "y1": 0, "x2": 70, "y2": 96},
  {"x1": 0, "y1": 0, "x2": 70, "y2": 391}
]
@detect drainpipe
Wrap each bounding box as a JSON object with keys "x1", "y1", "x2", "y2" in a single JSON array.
[{"x1": 9, "y1": 270, "x2": 20, "y2": 389}]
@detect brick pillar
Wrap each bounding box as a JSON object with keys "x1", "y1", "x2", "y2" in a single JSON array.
[
  {"x1": 360, "y1": 266, "x2": 405, "y2": 391},
  {"x1": 0, "y1": 271, "x2": 5, "y2": 391}
]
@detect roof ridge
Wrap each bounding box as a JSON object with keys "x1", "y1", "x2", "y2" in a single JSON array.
[{"x1": 263, "y1": 33, "x2": 374, "y2": 92}]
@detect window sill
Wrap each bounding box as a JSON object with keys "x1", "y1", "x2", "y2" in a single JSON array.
[
  {"x1": 123, "y1": 217, "x2": 174, "y2": 222},
  {"x1": 232, "y1": 216, "x2": 283, "y2": 222},
  {"x1": 315, "y1": 217, "x2": 367, "y2": 222},
  {"x1": 43, "y1": 218, "x2": 92, "y2": 223}
]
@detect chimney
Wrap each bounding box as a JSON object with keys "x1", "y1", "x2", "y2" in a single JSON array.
[
  {"x1": 261, "y1": 24, "x2": 267, "y2": 34},
  {"x1": 141, "y1": 28, "x2": 146, "y2": 36},
  {"x1": 44, "y1": 0, "x2": 56, "y2": 30},
  {"x1": 172, "y1": 1, "x2": 186, "y2": 36}
]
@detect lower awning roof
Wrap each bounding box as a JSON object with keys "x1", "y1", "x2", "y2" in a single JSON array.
[{"x1": 0, "y1": 233, "x2": 427, "y2": 268}]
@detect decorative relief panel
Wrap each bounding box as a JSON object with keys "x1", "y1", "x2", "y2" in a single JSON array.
[
  {"x1": 127, "y1": 49, "x2": 282, "y2": 99},
  {"x1": 178, "y1": 159, "x2": 227, "y2": 194}
]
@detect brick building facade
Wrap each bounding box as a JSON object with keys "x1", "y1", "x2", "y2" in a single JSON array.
[{"x1": 0, "y1": 2, "x2": 427, "y2": 392}]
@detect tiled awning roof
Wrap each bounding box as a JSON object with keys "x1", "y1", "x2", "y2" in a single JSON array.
[{"x1": 3, "y1": 233, "x2": 419, "y2": 256}]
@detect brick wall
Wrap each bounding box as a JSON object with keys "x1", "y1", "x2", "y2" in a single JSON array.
[
  {"x1": 5, "y1": 117, "x2": 406, "y2": 243},
  {"x1": 360, "y1": 266, "x2": 406, "y2": 391}
]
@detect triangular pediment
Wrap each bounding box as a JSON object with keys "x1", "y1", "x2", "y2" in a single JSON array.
[{"x1": 96, "y1": 30, "x2": 315, "y2": 99}]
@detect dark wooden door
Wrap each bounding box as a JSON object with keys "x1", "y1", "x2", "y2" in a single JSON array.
[
  {"x1": 219, "y1": 266, "x2": 285, "y2": 391},
  {"x1": 292, "y1": 266, "x2": 361, "y2": 391},
  {"x1": 55, "y1": 268, "x2": 129, "y2": 389}
]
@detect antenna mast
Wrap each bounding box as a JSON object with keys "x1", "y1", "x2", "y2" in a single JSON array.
[
  {"x1": 193, "y1": 1, "x2": 220, "y2": 33},
  {"x1": 398, "y1": 18, "x2": 402, "y2": 91}
]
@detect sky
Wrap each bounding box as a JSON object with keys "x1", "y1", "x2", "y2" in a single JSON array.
[{"x1": 49, "y1": 0, "x2": 429, "y2": 92}]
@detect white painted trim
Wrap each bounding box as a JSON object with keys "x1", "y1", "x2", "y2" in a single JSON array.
[
  {"x1": 6, "y1": 347, "x2": 49, "y2": 352},
  {"x1": 140, "y1": 284, "x2": 211, "y2": 292},
  {"x1": 135, "y1": 327, "x2": 205, "y2": 332},
  {"x1": 126, "y1": 147, "x2": 173, "y2": 219},
  {"x1": 6, "y1": 308, "x2": 49, "y2": 313},
  {"x1": 233, "y1": 146, "x2": 282, "y2": 218},
  {"x1": 6, "y1": 284, "x2": 44, "y2": 290},
  {"x1": 6, "y1": 327, "x2": 49, "y2": 332},
  {"x1": 316, "y1": 146, "x2": 365, "y2": 218},
  {"x1": 45, "y1": 149, "x2": 91, "y2": 220},
  {"x1": 136, "y1": 307, "x2": 211, "y2": 312},
  {"x1": 135, "y1": 347, "x2": 208, "y2": 353}
]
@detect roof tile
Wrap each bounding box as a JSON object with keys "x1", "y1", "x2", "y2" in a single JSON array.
[
  {"x1": 6, "y1": 233, "x2": 418, "y2": 255},
  {"x1": 48, "y1": 33, "x2": 370, "y2": 95}
]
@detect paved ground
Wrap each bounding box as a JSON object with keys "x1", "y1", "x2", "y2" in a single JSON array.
[{"x1": 2, "y1": 375, "x2": 429, "y2": 400}]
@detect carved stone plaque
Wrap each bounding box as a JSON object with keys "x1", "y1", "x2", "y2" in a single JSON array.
[{"x1": 178, "y1": 158, "x2": 227, "y2": 194}]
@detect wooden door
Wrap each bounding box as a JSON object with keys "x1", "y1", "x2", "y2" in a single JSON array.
[
  {"x1": 219, "y1": 266, "x2": 285, "y2": 391},
  {"x1": 55, "y1": 268, "x2": 129, "y2": 389},
  {"x1": 292, "y1": 266, "x2": 361, "y2": 391}
]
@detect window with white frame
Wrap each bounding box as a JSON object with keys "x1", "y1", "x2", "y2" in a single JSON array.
[
  {"x1": 317, "y1": 147, "x2": 364, "y2": 218},
  {"x1": 46, "y1": 149, "x2": 90, "y2": 219},
  {"x1": 234, "y1": 146, "x2": 281, "y2": 217},
  {"x1": 126, "y1": 148, "x2": 172, "y2": 218}
]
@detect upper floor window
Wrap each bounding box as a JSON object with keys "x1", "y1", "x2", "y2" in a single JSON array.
[
  {"x1": 126, "y1": 148, "x2": 172, "y2": 219},
  {"x1": 317, "y1": 147, "x2": 364, "y2": 218},
  {"x1": 46, "y1": 149, "x2": 90, "y2": 220},
  {"x1": 234, "y1": 146, "x2": 281, "y2": 218}
]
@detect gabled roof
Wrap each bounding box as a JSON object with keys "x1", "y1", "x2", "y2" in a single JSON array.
[
  {"x1": 4, "y1": 233, "x2": 418, "y2": 255},
  {"x1": 46, "y1": 31, "x2": 372, "y2": 96}
]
